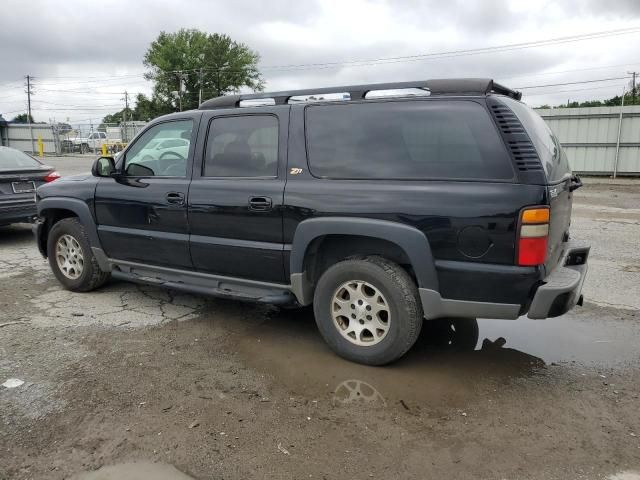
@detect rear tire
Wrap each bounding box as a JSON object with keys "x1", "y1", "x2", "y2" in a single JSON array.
[
  {"x1": 313, "y1": 256, "x2": 423, "y2": 365},
  {"x1": 47, "y1": 218, "x2": 110, "y2": 292}
]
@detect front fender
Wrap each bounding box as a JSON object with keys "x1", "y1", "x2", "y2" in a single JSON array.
[{"x1": 37, "y1": 197, "x2": 110, "y2": 271}]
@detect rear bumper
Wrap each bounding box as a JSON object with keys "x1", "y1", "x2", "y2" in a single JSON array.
[
  {"x1": 0, "y1": 199, "x2": 37, "y2": 225},
  {"x1": 527, "y1": 240, "x2": 590, "y2": 319}
]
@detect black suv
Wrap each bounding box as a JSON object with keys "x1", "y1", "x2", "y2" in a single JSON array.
[{"x1": 34, "y1": 78, "x2": 589, "y2": 365}]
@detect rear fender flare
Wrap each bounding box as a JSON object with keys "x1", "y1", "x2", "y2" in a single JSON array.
[{"x1": 289, "y1": 217, "x2": 438, "y2": 304}]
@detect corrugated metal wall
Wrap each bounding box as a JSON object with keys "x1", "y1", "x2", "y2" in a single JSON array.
[
  {"x1": 1, "y1": 124, "x2": 60, "y2": 154},
  {"x1": 535, "y1": 105, "x2": 640, "y2": 175}
]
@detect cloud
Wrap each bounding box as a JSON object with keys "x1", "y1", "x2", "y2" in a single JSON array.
[{"x1": 0, "y1": 0, "x2": 639, "y2": 121}]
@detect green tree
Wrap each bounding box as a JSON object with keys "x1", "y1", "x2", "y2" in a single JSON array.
[
  {"x1": 143, "y1": 29, "x2": 264, "y2": 112},
  {"x1": 133, "y1": 93, "x2": 171, "y2": 121},
  {"x1": 11, "y1": 113, "x2": 34, "y2": 123}
]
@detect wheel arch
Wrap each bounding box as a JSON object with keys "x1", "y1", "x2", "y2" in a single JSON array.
[
  {"x1": 290, "y1": 217, "x2": 438, "y2": 305},
  {"x1": 37, "y1": 198, "x2": 109, "y2": 271}
]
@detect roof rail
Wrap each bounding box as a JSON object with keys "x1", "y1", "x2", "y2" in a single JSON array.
[{"x1": 199, "y1": 78, "x2": 522, "y2": 110}]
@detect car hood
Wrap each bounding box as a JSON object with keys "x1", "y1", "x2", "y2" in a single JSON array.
[{"x1": 36, "y1": 172, "x2": 98, "y2": 201}]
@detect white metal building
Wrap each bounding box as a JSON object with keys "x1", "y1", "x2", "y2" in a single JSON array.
[{"x1": 534, "y1": 105, "x2": 640, "y2": 176}]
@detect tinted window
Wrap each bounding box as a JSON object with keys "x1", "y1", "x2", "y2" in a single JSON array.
[
  {"x1": 0, "y1": 147, "x2": 41, "y2": 170},
  {"x1": 305, "y1": 100, "x2": 513, "y2": 180},
  {"x1": 124, "y1": 120, "x2": 193, "y2": 177},
  {"x1": 500, "y1": 97, "x2": 571, "y2": 182},
  {"x1": 204, "y1": 115, "x2": 278, "y2": 177}
]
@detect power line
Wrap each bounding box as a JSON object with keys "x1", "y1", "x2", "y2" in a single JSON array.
[
  {"x1": 497, "y1": 61, "x2": 640, "y2": 82},
  {"x1": 255, "y1": 26, "x2": 640, "y2": 70},
  {"x1": 516, "y1": 76, "x2": 631, "y2": 90},
  {"x1": 523, "y1": 84, "x2": 628, "y2": 97}
]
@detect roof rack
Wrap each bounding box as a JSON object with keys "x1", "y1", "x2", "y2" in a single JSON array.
[{"x1": 198, "y1": 78, "x2": 522, "y2": 110}]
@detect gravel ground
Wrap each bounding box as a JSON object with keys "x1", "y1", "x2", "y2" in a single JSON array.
[{"x1": 1, "y1": 160, "x2": 639, "y2": 479}]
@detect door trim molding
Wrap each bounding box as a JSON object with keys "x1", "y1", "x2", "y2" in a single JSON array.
[
  {"x1": 98, "y1": 224, "x2": 189, "y2": 242},
  {"x1": 190, "y1": 234, "x2": 288, "y2": 251}
]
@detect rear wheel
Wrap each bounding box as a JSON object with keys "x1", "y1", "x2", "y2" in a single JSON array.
[
  {"x1": 313, "y1": 256, "x2": 423, "y2": 365},
  {"x1": 47, "y1": 218, "x2": 110, "y2": 292}
]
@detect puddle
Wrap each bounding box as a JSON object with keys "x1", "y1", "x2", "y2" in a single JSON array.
[
  {"x1": 609, "y1": 472, "x2": 640, "y2": 480},
  {"x1": 231, "y1": 305, "x2": 640, "y2": 408},
  {"x1": 70, "y1": 461, "x2": 193, "y2": 480}
]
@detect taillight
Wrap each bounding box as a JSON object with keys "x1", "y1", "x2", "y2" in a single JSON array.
[
  {"x1": 517, "y1": 207, "x2": 549, "y2": 266},
  {"x1": 44, "y1": 171, "x2": 61, "y2": 182}
]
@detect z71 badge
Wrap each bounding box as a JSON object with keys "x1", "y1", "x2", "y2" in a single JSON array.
[{"x1": 290, "y1": 168, "x2": 303, "y2": 175}]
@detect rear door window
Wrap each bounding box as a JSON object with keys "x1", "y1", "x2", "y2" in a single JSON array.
[
  {"x1": 204, "y1": 115, "x2": 279, "y2": 177},
  {"x1": 305, "y1": 100, "x2": 513, "y2": 180}
]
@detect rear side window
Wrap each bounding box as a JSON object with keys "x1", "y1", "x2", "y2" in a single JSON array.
[
  {"x1": 305, "y1": 100, "x2": 513, "y2": 180},
  {"x1": 499, "y1": 97, "x2": 571, "y2": 183},
  {"x1": 204, "y1": 115, "x2": 279, "y2": 177}
]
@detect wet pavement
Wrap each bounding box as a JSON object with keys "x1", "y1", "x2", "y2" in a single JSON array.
[
  {"x1": 229, "y1": 304, "x2": 640, "y2": 410},
  {"x1": 1, "y1": 177, "x2": 640, "y2": 479}
]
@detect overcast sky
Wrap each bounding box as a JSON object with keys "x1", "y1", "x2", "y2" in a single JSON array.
[{"x1": 1, "y1": 0, "x2": 639, "y2": 124}]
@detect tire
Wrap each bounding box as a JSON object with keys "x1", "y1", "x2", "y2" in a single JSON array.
[
  {"x1": 313, "y1": 256, "x2": 423, "y2": 365},
  {"x1": 47, "y1": 217, "x2": 110, "y2": 292}
]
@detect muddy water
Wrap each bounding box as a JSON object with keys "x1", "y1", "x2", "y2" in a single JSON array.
[
  {"x1": 70, "y1": 461, "x2": 194, "y2": 480},
  {"x1": 230, "y1": 305, "x2": 640, "y2": 409}
]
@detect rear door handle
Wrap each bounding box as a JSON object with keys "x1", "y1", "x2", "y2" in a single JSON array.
[
  {"x1": 248, "y1": 196, "x2": 272, "y2": 211},
  {"x1": 166, "y1": 192, "x2": 185, "y2": 205}
]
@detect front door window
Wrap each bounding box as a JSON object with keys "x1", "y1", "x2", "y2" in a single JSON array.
[{"x1": 124, "y1": 120, "x2": 193, "y2": 177}]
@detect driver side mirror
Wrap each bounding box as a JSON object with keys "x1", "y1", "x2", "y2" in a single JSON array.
[{"x1": 91, "y1": 156, "x2": 116, "y2": 177}]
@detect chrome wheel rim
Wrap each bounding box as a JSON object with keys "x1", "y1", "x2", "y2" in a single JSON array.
[
  {"x1": 55, "y1": 234, "x2": 84, "y2": 280},
  {"x1": 331, "y1": 280, "x2": 391, "y2": 346}
]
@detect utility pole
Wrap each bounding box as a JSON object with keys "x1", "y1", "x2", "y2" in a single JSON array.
[
  {"x1": 122, "y1": 90, "x2": 130, "y2": 142},
  {"x1": 176, "y1": 72, "x2": 187, "y2": 112},
  {"x1": 25, "y1": 75, "x2": 33, "y2": 122},
  {"x1": 25, "y1": 75, "x2": 35, "y2": 153},
  {"x1": 198, "y1": 67, "x2": 204, "y2": 105},
  {"x1": 628, "y1": 71, "x2": 637, "y2": 104}
]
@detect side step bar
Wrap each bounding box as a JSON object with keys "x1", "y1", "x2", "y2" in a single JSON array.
[{"x1": 110, "y1": 260, "x2": 296, "y2": 305}]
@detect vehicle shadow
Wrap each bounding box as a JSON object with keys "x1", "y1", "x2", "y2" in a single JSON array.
[{"x1": 0, "y1": 223, "x2": 35, "y2": 246}]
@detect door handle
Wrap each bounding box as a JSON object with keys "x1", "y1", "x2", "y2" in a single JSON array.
[
  {"x1": 248, "y1": 196, "x2": 272, "y2": 211},
  {"x1": 166, "y1": 192, "x2": 185, "y2": 205}
]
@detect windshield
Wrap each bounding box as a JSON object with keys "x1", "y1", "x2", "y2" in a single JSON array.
[{"x1": 0, "y1": 147, "x2": 42, "y2": 170}]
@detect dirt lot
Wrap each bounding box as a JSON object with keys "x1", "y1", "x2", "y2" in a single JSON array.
[{"x1": 1, "y1": 158, "x2": 639, "y2": 479}]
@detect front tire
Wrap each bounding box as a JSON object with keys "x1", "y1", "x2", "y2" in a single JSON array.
[
  {"x1": 47, "y1": 218, "x2": 110, "y2": 292},
  {"x1": 313, "y1": 256, "x2": 423, "y2": 365}
]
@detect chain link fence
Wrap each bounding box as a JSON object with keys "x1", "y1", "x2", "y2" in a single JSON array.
[
  {"x1": 0, "y1": 121, "x2": 148, "y2": 156},
  {"x1": 58, "y1": 121, "x2": 147, "y2": 155}
]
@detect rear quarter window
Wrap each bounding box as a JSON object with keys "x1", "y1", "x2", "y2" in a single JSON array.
[
  {"x1": 499, "y1": 97, "x2": 572, "y2": 183},
  {"x1": 305, "y1": 100, "x2": 514, "y2": 180}
]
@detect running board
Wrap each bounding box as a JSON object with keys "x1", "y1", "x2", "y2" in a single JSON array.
[{"x1": 110, "y1": 260, "x2": 295, "y2": 305}]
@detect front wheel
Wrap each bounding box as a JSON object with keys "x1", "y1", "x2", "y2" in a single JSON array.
[
  {"x1": 313, "y1": 256, "x2": 423, "y2": 365},
  {"x1": 47, "y1": 218, "x2": 110, "y2": 292}
]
